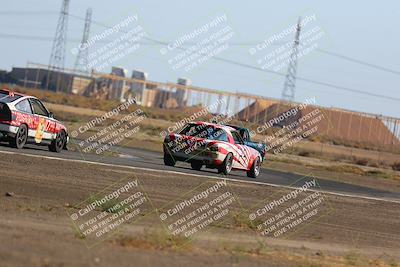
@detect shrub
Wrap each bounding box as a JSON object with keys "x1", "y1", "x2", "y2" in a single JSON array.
[
  {"x1": 298, "y1": 150, "x2": 311, "y2": 157},
  {"x1": 392, "y1": 162, "x2": 400, "y2": 171},
  {"x1": 353, "y1": 157, "x2": 369, "y2": 166}
]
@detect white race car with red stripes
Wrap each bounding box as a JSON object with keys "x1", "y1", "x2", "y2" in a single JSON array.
[
  {"x1": 163, "y1": 122, "x2": 262, "y2": 178},
  {"x1": 0, "y1": 89, "x2": 69, "y2": 152}
]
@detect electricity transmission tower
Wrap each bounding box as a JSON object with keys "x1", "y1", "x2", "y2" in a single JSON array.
[
  {"x1": 49, "y1": 0, "x2": 70, "y2": 70},
  {"x1": 281, "y1": 17, "x2": 301, "y2": 102},
  {"x1": 46, "y1": 0, "x2": 70, "y2": 92},
  {"x1": 74, "y1": 8, "x2": 92, "y2": 73}
]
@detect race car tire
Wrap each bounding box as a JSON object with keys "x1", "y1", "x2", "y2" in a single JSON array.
[
  {"x1": 49, "y1": 130, "x2": 66, "y2": 153},
  {"x1": 163, "y1": 153, "x2": 175, "y2": 166},
  {"x1": 10, "y1": 124, "x2": 28, "y2": 149},
  {"x1": 190, "y1": 161, "x2": 202, "y2": 170},
  {"x1": 218, "y1": 153, "x2": 233, "y2": 175},
  {"x1": 247, "y1": 156, "x2": 261, "y2": 178}
]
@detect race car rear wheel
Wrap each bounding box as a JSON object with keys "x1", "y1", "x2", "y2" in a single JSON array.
[
  {"x1": 247, "y1": 157, "x2": 261, "y2": 178},
  {"x1": 190, "y1": 161, "x2": 202, "y2": 170},
  {"x1": 218, "y1": 153, "x2": 233, "y2": 175},
  {"x1": 10, "y1": 124, "x2": 28, "y2": 149},
  {"x1": 163, "y1": 153, "x2": 175, "y2": 166},
  {"x1": 49, "y1": 130, "x2": 66, "y2": 153}
]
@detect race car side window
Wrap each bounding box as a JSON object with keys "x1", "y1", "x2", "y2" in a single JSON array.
[
  {"x1": 30, "y1": 99, "x2": 48, "y2": 117},
  {"x1": 231, "y1": 131, "x2": 243, "y2": 144},
  {"x1": 214, "y1": 129, "x2": 229, "y2": 142},
  {"x1": 15, "y1": 99, "x2": 33, "y2": 114}
]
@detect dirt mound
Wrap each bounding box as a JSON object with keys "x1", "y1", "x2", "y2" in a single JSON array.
[{"x1": 238, "y1": 101, "x2": 399, "y2": 147}]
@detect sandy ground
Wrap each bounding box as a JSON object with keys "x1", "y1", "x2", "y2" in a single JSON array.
[{"x1": 0, "y1": 153, "x2": 399, "y2": 267}]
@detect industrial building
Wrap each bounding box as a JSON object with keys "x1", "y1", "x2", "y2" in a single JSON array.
[{"x1": 9, "y1": 66, "x2": 91, "y2": 94}]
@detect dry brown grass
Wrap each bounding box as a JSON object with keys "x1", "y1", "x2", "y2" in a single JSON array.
[
  {"x1": 113, "y1": 228, "x2": 191, "y2": 250},
  {"x1": 13, "y1": 86, "x2": 215, "y2": 122}
]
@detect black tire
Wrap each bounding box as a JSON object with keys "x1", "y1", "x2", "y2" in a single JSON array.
[
  {"x1": 190, "y1": 161, "x2": 202, "y2": 170},
  {"x1": 49, "y1": 130, "x2": 66, "y2": 153},
  {"x1": 218, "y1": 153, "x2": 233, "y2": 175},
  {"x1": 163, "y1": 153, "x2": 175, "y2": 166},
  {"x1": 247, "y1": 157, "x2": 261, "y2": 178},
  {"x1": 10, "y1": 124, "x2": 28, "y2": 149}
]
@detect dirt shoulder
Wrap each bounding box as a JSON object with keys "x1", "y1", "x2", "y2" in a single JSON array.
[{"x1": 0, "y1": 153, "x2": 399, "y2": 267}]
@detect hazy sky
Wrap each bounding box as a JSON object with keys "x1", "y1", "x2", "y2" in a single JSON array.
[{"x1": 1, "y1": 0, "x2": 399, "y2": 117}]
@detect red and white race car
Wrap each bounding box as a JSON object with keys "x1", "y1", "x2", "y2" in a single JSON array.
[
  {"x1": 163, "y1": 121, "x2": 263, "y2": 178},
  {"x1": 0, "y1": 89, "x2": 68, "y2": 152}
]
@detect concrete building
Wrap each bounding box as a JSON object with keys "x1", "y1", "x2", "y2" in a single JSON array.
[
  {"x1": 175, "y1": 78, "x2": 191, "y2": 107},
  {"x1": 130, "y1": 70, "x2": 148, "y2": 104},
  {"x1": 9, "y1": 67, "x2": 91, "y2": 94},
  {"x1": 110, "y1": 67, "x2": 128, "y2": 102}
]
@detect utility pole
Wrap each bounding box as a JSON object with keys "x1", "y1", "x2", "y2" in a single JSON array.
[
  {"x1": 48, "y1": 0, "x2": 70, "y2": 91},
  {"x1": 74, "y1": 8, "x2": 92, "y2": 73},
  {"x1": 49, "y1": 0, "x2": 70, "y2": 70},
  {"x1": 281, "y1": 17, "x2": 301, "y2": 102}
]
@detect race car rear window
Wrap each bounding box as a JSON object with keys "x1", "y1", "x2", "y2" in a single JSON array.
[
  {"x1": 180, "y1": 123, "x2": 228, "y2": 142},
  {"x1": 180, "y1": 123, "x2": 216, "y2": 137}
]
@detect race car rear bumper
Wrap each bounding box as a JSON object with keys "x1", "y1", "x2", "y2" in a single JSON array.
[
  {"x1": 169, "y1": 150, "x2": 222, "y2": 165},
  {"x1": 0, "y1": 123, "x2": 18, "y2": 138}
]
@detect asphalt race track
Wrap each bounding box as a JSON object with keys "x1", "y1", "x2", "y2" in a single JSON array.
[{"x1": 1, "y1": 141, "x2": 399, "y2": 202}]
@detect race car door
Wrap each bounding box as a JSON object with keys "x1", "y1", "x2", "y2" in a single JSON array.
[
  {"x1": 28, "y1": 98, "x2": 56, "y2": 143},
  {"x1": 13, "y1": 99, "x2": 36, "y2": 136},
  {"x1": 231, "y1": 131, "x2": 248, "y2": 170}
]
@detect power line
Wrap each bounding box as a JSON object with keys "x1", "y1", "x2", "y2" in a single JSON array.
[
  {"x1": 315, "y1": 48, "x2": 400, "y2": 76},
  {"x1": 66, "y1": 14, "x2": 400, "y2": 102},
  {"x1": 0, "y1": 33, "x2": 114, "y2": 43},
  {"x1": 1, "y1": 12, "x2": 398, "y2": 102},
  {"x1": 3, "y1": 11, "x2": 400, "y2": 76},
  {"x1": 210, "y1": 56, "x2": 400, "y2": 102},
  {"x1": 0, "y1": 11, "x2": 57, "y2": 15},
  {"x1": 0, "y1": 33, "x2": 56, "y2": 41}
]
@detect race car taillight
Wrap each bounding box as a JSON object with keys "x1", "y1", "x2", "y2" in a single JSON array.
[
  {"x1": 164, "y1": 133, "x2": 176, "y2": 143},
  {"x1": 208, "y1": 145, "x2": 219, "y2": 152}
]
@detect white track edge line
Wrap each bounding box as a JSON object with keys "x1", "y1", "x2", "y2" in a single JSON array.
[{"x1": 1, "y1": 150, "x2": 399, "y2": 204}]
